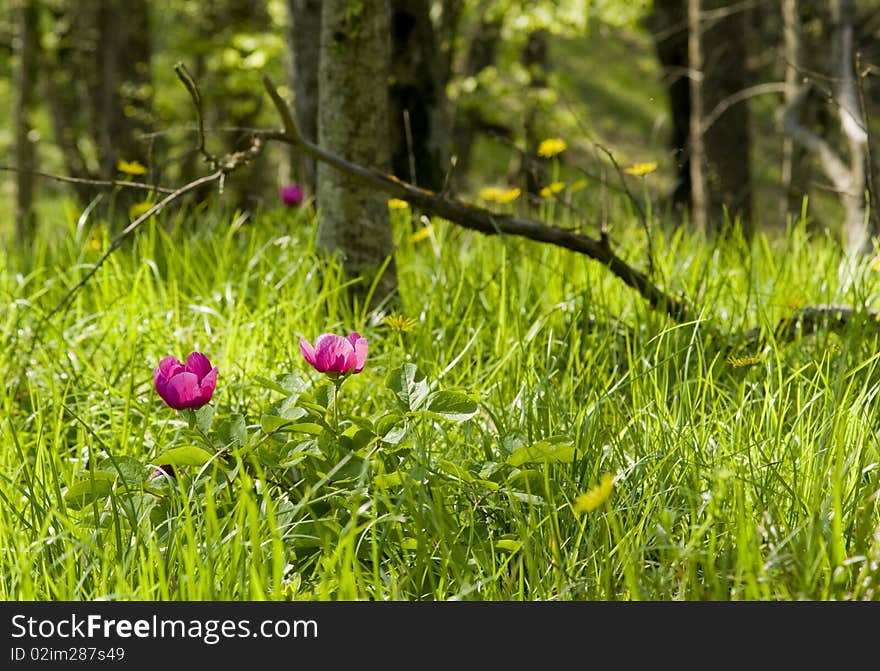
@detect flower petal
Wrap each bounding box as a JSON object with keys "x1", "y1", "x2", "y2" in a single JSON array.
[
  {"x1": 300, "y1": 337, "x2": 317, "y2": 368},
  {"x1": 352, "y1": 336, "x2": 368, "y2": 373},
  {"x1": 185, "y1": 352, "x2": 213, "y2": 380},
  {"x1": 162, "y1": 371, "x2": 201, "y2": 410},
  {"x1": 313, "y1": 334, "x2": 355, "y2": 373}
]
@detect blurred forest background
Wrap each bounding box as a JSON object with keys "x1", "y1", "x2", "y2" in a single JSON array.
[{"x1": 1, "y1": 0, "x2": 879, "y2": 255}]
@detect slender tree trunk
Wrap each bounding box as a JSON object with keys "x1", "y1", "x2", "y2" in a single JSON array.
[
  {"x1": 286, "y1": 0, "x2": 321, "y2": 197},
  {"x1": 317, "y1": 0, "x2": 397, "y2": 304},
  {"x1": 780, "y1": 0, "x2": 810, "y2": 225},
  {"x1": 520, "y1": 29, "x2": 549, "y2": 202},
  {"x1": 834, "y1": 0, "x2": 868, "y2": 252},
  {"x1": 14, "y1": 0, "x2": 39, "y2": 242},
  {"x1": 389, "y1": 0, "x2": 448, "y2": 191},
  {"x1": 687, "y1": 0, "x2": 707, "y2": 233}
]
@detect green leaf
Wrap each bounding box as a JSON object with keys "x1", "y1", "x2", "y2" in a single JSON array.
[
  {"x1": 64, "y1": 477, "x2": 114, "y2": 510},
  {"x1": 153, "y1": 445, "x2": 215, "y2": 468},
  {"x1": 438, "y1": 458, "x2": 476, "y2": 483},
  {"x1": 312, "y1": 383, "x2": 335, "y2": 409},
  {"x1": 254, "y1": 372, "x2": 306, "y2": 395},
  {"x1": 424, "y1": 390, "x2": 478, "y2": 422},
  {"x1": 494, "y1": 538, "x2": 522, "y2": 553},
  {"x1": 386, "y1": 363, "x2": 430, "y2": 412},
  {"x1": 373, "y1": 471, "x2": 405, "y2": 489},
  {"x1": 96, "y1": 456, "x2": 147, "y2": 487},
  {"x1": 216, "y1": 414, "x2": 248, "y2": 448},
  {"x1": 507, "y1": 441, "x2": 576, "y2": 467},
  {"x1": 194, "y1": 404, "x2": 214, "y2": 434}
]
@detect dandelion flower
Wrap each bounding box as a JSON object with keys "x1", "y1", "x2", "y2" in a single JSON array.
[
  {"x1": 537, "y1": 138, "x2": 567, "y2": 158},
  {"x1": 388, "y1": 198, "x2": 410, "y2": 210},
  {"x1": 383, "y1": 314, "x2": 418, "y2": 333},
  {"x1": 573, "y1": 473, "x2": 614, "y2": 513},
  {"x1": 117, "y1": 159, "x2": 148, "y2": 176},
  {"x1": 128, "y1": 200, "x2": 154, "y2": 220},
  {"x1": 624, "y1": 161, "x2": 658, "y2": 176},
  {"x1": 569, "y1": 178, "x2": 588, "y2": 193},
  {"x1": 539, "y1": 181, "x2": 566, "y2": 198}
]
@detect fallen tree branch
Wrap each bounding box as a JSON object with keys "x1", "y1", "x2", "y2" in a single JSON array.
[{"x1": 261, "y1": 75, "x2": 694, "y2": 325}]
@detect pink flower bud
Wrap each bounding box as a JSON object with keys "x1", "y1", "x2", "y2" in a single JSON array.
[
  {"x1": 300, "y1": 332, "x2": 368, "y2": 375},
  {"x1": 154, "y1": 352, "x2": 218, "y2": 410}
]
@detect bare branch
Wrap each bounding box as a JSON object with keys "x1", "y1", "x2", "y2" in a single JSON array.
[
  {"x1": 0, "y1": 165, "x2": 177, "y2": 194},
  {"x1": 262, "y1": 75, "x2": 692, "y2": 324}
]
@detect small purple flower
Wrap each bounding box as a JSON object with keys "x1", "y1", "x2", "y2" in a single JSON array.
[
  {"x1": 300, "y1": 332, "x2": 368, "y2": 375},
  {"x1": 154, "y1": 352, "x2": 218, "y2": 410},
  {"x1": 279, "y1": 184, "x2": 304, "y2": 206}
]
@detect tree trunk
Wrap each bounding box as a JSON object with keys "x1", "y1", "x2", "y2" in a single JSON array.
[
  {"x1": 651, "y1": 0, "x2": 691, "y2": 214},
  {"x1": 317, "y1": 0, "x2": 397, "y2": 304},
  {"x1": 389, "y1": 0, "x2": 448, "y2": 191},
  {"x1": 520, "y1": 29, "x2": 549, "y2": 202},
  {"x1": 286, "y1": 0, "x2": 321, "y2": 197},
  {"x1": 779, "y1": 0, "x2": 811, "y2": 226},
  {"x1": 450, "y1": 11, "x2": 503, "y2": 191},
  {"x1": 42, "y1": 0, "x2": 97, "y2": 203},
  {"x1": 13, "y1": 0, "x2": 40, "y2": 242},
  {"x1": 689, "y1": 0, "x2": 753, "y2": 236},
  {"x1": 93, "y1": 0, "x2": 154, "y2": 183}
]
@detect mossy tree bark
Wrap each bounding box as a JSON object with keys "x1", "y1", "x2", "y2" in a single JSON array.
[{"x1": 317, "y1": 0, "x2": 397, "y2": 305}]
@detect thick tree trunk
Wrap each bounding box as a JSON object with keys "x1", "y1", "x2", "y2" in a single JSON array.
[
  {"x1": 651, "y1": 0, "x2": 691, "y2": 214},
  {"x1": 389, "y1": 0, "x2": 448, "y2": 191},
  {"x1": 689, "y1": 0, "x2": 753, "y2": 236},
  {"x1": 317, "y1": 0, "x2": 397, "y2": 304},
  {"x1": 286, "y1": 0, "x2": 321, "y2": 197},
  {"x1": 14, "y1": 0, "x2": 39, "y2": 241}
]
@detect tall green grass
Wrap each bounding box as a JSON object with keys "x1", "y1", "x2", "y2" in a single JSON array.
[{"x1": 1, "y1": 198, "x2": 879, "y2": 600}]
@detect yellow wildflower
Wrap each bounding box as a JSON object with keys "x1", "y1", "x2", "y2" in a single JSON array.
[
  {"x1": 409, "y1": 224, "x2": 433, "y2": 243},
  {"x1": 128, "y1": 200, "x2": 154, "y2": 220},
  {"x1": 537, "y1": 138, "x2": 567, "y2": 158},
  {"x1": 569, "y1": 178, "x2": 588, "y2": 193},
  {"x1": 383, "y1": 314, "x2": 418, "y2": 333},
  {"x1": 539, "y1": 181, "x2": 566, "y2": 198},
  {"x1": 727, "y1": 354, "x2": 763, "y2": 368},
  {"x1": 871, "y1": 257, "x2": 880, "y2": 272},
  {"x1": 117, "y1": 159, "x2": 148, "y2": 176},
  {"x1": 480, "y1": 186, "x2": 521, "y2": 204},
  {"x1": 388, "y1": 198, "x2": 409, "y2": 210},
  {"x1": 573, "y1": 473, "x2": 615, "y2": 514},
  {"x1": 624, "y1": 161, "x2": 658, "y2": 176}
]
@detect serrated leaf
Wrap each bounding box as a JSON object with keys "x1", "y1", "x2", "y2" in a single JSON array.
[
  {"x1": 424, "y1": 390, "x2": 478, "y2": 422},
  {"x1": 64, "y1": 477, "x2": 113, "y2": 510},
  {"x1": 153, "y1": 446, "x2": 215, "y2": 468},
  {"x1": 97, "y1": 456, "x2": 147, "y2": 487},
  {"x1": 507, "y1": 441, "x2": 576, "y2": 467},
  {"x1": 386, "y1": 363, "x2": 430, "y2": 412}
]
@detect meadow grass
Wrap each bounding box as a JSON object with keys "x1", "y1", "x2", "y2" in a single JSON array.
[{"x1": 1, "y1": 196, "x2": 879, "y2": 601}]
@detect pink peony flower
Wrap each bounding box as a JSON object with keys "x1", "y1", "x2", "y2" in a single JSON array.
[
  {"x1": 300, "y1": 332, "x2": 368, "y2": 375},
  {"x1": 149, "y1": 464, "x2": 176, "y2": 480},
  {"x1": 154, "y1": 352, "x2": 218, "y2": 410},
  {"x1": 279, "y1": 184, "x2": 304, "y2": 206}
]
